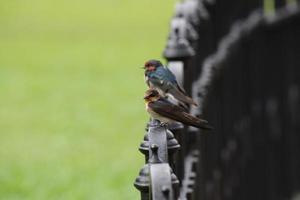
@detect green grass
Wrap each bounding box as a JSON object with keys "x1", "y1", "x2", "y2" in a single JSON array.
[{"x1": 0, "y1": 0, "x2": 174, "y2": 199}]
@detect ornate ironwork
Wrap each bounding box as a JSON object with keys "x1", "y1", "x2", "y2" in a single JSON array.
[{"x1": 134, "y1": 1, "x2": 300, "y2": 199}]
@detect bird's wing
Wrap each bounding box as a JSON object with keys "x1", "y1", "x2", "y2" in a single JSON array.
[
  {"x1": 164, "y1": 67, "x2": 178, "y2": 84},
  {"x1": 148, "y1": 99, "x2": 209, "y2": 128},
  {"x1": 163, "y1": 67, "x2": 189, "y2": 96},
  {"x1": 148, "y1": 67, "x2": 177, "y2": 84},
  {"x1": 147, "y1": 76, "x2": 174, "y2": 95},
  {"x1": 168, "y1": 83, "x2": 198, "y2": 106},
  {"x1": 175, "y1": 83, "x2": 186, "y2": 94},
  {"x1": 158, "y1": 68, "x2": 190, "y2": 97},
  {"x1": 147, "y1": 68, "x2": 178, "y2": 90}
]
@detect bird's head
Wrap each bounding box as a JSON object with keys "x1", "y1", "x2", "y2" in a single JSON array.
[
  {"x1": 144, "y1": 89, "x2": 160, "y2": 103},
  {"x1": 143, "y1": 59, "x2": 163, "y2": 72}
]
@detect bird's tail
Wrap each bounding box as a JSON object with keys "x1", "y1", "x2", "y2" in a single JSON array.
[
  {"x1": 195, "y1": 119, "x2": 214, "y2": 130},
  {"x1": 182, "y1": 113, "x2": 213, "y2": 130}
]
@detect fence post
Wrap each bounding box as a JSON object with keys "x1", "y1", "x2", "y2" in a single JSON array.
[{"x1": 135, "y1": 119, "x2": 180, "y2": 199}]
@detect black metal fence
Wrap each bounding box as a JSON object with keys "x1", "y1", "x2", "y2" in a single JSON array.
[{"x1": 134, "y1": 1, "x2": 300, "y2": 199}]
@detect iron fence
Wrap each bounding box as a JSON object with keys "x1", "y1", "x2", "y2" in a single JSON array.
[{"x1": 134, "y1": 0, "x2": 300, "y2": 199}]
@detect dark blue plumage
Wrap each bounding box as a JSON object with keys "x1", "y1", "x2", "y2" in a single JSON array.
[
  {"x1": 146, "y1": 66, "x2": 177, "y2": 85},
  {"x1": 143, "y1": 59, "x2": 198, "y2": 106}
]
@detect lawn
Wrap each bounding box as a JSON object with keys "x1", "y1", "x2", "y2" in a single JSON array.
[{"x1": 0, "y1": 0, "x2": 174, "y2": 199}]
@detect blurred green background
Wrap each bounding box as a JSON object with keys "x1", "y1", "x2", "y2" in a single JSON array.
[{"x1": 0, "y1": 0, "x2": 174, "y2": 199}]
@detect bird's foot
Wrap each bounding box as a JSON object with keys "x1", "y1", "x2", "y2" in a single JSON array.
[{"x1": 160, "y1": 122, "x2": 168, "y2": 127}]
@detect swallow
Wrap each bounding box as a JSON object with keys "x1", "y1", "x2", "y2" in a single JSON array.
[
  {"x1": 143, "y1": 59, "x2": 198, "y2": 106},
  {"x1": 144, "y1": 89, "x2": 213, "y2": 130}
]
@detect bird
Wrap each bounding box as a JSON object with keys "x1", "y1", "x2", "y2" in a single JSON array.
[
  {"x1": 143, "y1": 59, "x2": 198, "y2": 106},
  {"x1": 144, "y1": 89, "x2": 213, "y2": 130}
]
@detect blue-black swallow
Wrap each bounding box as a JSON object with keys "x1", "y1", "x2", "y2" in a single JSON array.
[
  {"x1": 144, "y1": 89, "x2": 212, "y2": 130},
  {"x1": 143, "y1": 59, "x2": 198, "y2": 106}
]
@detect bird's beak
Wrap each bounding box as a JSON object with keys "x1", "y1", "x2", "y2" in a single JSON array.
[{"x1": 143, "y1": 95, "x2": 148, "y2": 100}]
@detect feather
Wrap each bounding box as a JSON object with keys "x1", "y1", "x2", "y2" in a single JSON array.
[{"x1": 148, "y1": 98, "x2": 212, "y2": 130}]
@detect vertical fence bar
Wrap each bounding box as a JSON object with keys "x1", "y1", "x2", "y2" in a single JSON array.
[{"x1": 275, "y1": 0, "x2": 286, "y2": 9}]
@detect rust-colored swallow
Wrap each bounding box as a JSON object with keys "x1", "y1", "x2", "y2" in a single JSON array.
[{"x1": 144, "y1": 89, "x2": 212, "y2": 130}]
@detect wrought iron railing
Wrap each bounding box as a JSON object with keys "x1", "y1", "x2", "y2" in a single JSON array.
[{"x1": 134, "y1": 0, "x2": 300, "y2": 199}]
